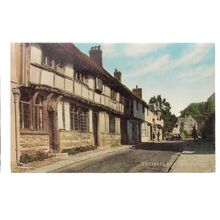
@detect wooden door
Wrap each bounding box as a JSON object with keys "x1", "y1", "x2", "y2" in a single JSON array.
[
  {"x1": 93, "y1": 112, "x2": 99, "y2": 146},
  {"x1": 48, "y1": 111, "x2": 58, "y2": 151}
]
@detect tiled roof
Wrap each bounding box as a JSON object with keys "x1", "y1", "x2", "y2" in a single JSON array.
[{"x1": 40, "y1": 43, "x2": 148, "y2": 106}]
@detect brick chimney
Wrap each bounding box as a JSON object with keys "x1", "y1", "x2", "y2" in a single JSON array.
[
  {"x1": 89, "y1": 45, "x2": 102, "y2": 67},
  {"x1": 132, "y1": 85, "x2": 142, "y2": 99},
  {"x1": 114, "y1": 69, "x2": 122, "y2": 82}
]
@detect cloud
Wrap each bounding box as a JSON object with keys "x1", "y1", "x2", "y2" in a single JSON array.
[
  {"x1": 101, "y1": 43, "x2": 117, "y2": 57},
  {"x1": 123, "y1": 44, "x2": 167, "y2": 57},
  {"x1": 177, "y1": 65, "x2": 214, "y2": 80},
  {"x1": 101, "y1": 43, "x2": 167, "y2": 58},
  {"x1": 126, "y1": 44, "x2": 213, "y2": 78},
  {"x1": 170, "y1": 44, "x2": 211, "y2": 68},
  {"x1": 126, "y1": 54, "x2": 170, "y2": 77}
]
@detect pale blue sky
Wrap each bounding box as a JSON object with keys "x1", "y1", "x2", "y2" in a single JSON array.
[{"x1": 76, "y1": 43, "x2": 215, "y2": 116}]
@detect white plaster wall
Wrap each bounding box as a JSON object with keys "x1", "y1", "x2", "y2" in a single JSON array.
[
  {"x1": 55, "y1": 75, "x2": 64, "y2": 90},
  {"x1": 57, "y1": 101, "x2": 63, "y2": 129},
  {"x1": 65, "y1": 64, "x2": 74, "y2": 78},
  {"x1": 74, "y1": 81, "x2": 81, "y2": 96},
  {"x1": 64, "y1": 102, "x2": 70, "y2": 131},
  {"x1": 29, "y1": 65, "x2": 40, "y2": 84},
  {"x1": 30, "y1": 45, "x2": 42, "y2": 64},
  {"x1": 88, "y1": 90, "x2": 94, "y2": 101},
  {"x1": 115, "y1": 117, "x2": 121, "y2": 134},
  {"x1": 65, "y1": 78, "x2": 73, "y2": 93},
  {"x1": 105, "y1": 86, "x2": 111, "y2": 97},
  {"x1": 101, "y1": 95, "x2": 105, "y2": 105},
  {"x1": 105, "y1": 113, "x2": 109, "y2": 133},
  {"x1": 99, "y1": 112, "x2": 105, "y2": 133},
  {"x1": 82, "y1": 86, "x2": 89, "y2": 99},
  {"x1": 116, "y1": 92, "x2": 120, "y2": 102},
  {"x1": 94, "y1": 93, "x2": 100, "y2": 103},
  {"x1": 41, "y1": 70, "x2": 54, "y2": 87},
  {"x1": 88, "y1": 75, "x2": 95, "y2": 90},
  {"x1": 105, "y1": 97, "x2": 110, "y2": 107}
]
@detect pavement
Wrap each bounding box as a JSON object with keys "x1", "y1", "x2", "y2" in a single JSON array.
[{"x1": 169, "y1": 140, "x2": 215, "y2": 172}]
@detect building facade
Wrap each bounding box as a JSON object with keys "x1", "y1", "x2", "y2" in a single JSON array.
[
  {"x1": 11, "y1": 43, "x2": 148, "y2": 166},
  {"x1": 178, "y1": 115, "x2": 198, "y2": 135},
  {"x1": 142, "y1": 103, "x2": 164, "y2": 142}
]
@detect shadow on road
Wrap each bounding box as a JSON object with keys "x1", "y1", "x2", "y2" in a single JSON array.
[
  {"x1": 135, "y1": 141, "x2": 186, "y2": 152},
  {"x1": 135, "y1": 139, "x2": 215, "y2": 155},
  {"x1": 181, "y1": 140, "x2": 215, "y2": 155}
]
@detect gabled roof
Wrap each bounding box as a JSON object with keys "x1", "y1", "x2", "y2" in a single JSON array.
[{"x1": 39, "y1": 43, "x2": 148, "y2": 106}]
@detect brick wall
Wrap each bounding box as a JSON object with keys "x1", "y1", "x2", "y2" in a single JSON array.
[
  {"x1": 20, "y1": 134, "x2": 50, "y2": 152},
  {"x1": 59, "y1": 130, "x2": 94, "y2": 150}
]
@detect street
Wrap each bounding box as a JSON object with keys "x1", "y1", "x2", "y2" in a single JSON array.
[{"x1": 51, "y1": 141, "x2": 185, "y2": 173}]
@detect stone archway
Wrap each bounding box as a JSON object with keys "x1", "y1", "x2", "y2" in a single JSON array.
[{"x1": 46, "y1": 94, "x2": 63, "y2": 151}]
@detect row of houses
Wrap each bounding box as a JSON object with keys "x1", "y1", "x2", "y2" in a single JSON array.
[{"x1": 11, "y1": 43, "x2": 164, "y2": 166}]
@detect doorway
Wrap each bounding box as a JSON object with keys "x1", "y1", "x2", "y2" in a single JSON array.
[
  {"x1": 93, "y1": 112, "x2": 99, "y2": 147},
  {"x1": 48, "y1": 111, "x2": 58, "y2": 151}
]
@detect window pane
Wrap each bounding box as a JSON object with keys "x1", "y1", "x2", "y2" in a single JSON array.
[
  {"x1": 20, "y1": 102, "x2": 30, "y2": 129},
  {"x1": 109, "y1": 115, "x2": 115, "y2": 133},
  {"x1": 80, "y1": 109, "x2": 88, "y2": 132}
]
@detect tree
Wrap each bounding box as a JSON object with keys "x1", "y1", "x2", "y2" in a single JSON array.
[
  {"x1": 149, "y1": 95, "x2": 178, "y2": 133},
  {"x1": 180, "y1": 95, "x2": 215, "y2": 140},
  {"x1": 180, "y1": 99, "x2": 215, "y2": 119}
]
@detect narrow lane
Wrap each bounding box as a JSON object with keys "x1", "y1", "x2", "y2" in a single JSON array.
[{"x1": 52, "y1": 143, "x2": 183, "y2": 173}]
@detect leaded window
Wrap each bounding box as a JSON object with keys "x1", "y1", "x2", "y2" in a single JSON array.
[
  {"x1": 20, "y1": 92, "x2": 31, "y2": 129},
  {"x1": 109, "y1": 115, "x2": 115, "y2": 133},
  {"x1": 34, "y1": 95, "x2": 44, "y2": 130},
  {"x1": 80, "y1": 109, "x2": 88, "y2": 132},
  {"x1": 70, "y1": 105, "x2": 89, "y2": 132}
]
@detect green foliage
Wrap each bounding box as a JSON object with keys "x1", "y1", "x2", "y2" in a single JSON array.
[
  {"x1": 19, "y1": 150, "x2": 54, "y2": 164},
  {"x1": 180, "y1": 98, "x2": 215, "y2": 119},
  {"x1": 62, "y1": 145, "x2": 97, "y2": 156},
  {"x1": 180, "y1": 94, "x2": 215, "y2": 140},
  {"x1": 149, "y1": 94, "x2": 178, "y2": 133}
]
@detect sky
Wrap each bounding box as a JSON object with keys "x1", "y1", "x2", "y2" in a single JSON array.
[{"x1": 75, "y1": 43, "x2": 215, "y2": 116}]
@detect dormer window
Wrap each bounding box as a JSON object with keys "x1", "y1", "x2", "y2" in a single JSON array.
[
  {"x1": 95, "y1": 77, "x2": 103, "y2": 92},
  {"x1": 55, "y1": 60, "x2": 65, "y2": 73},
  {"x1": 42, "y1": 50, "x2": 66, "y2": 73},
  {"x1": 74, "y1": 72, "x2": 89, "y2": 85},
  {"x1": 111, "y1": 90, "x2": 117, "y2": 101}
]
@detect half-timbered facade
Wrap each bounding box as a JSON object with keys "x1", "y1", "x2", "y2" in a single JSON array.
[{"x1": 11, "y1": 43, "x2": 148, "y2": 165}]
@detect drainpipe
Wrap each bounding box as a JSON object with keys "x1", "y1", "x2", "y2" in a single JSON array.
[{"x1": 12, "y1": 88, "x2": 20, "y2": 165}]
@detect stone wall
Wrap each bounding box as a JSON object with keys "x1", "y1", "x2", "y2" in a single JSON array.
[
  {"x1": 59, "y1": 130, "x2": 94, "y2": 150},
  {"x1": 99, "y1": 133, "x2": 121, "y2": 147},
  {"x1": 20, "y1": 134, "x2": 50, "y2": 152}
]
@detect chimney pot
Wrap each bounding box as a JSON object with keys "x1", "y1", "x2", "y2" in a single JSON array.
[
  {"x1": 133, "y1": 86, "x2": 142, "y2": 99},
  {"x1": 89, "y1": 45, "x2": 102, "y2": 67},
  {"x1": 114, "y1": 68, "x2": 122, "y2": 82}
]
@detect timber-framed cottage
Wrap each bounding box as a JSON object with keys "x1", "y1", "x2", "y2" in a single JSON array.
[{"x1": 11, "y1": 43, "x2": 154, "y2": 166}]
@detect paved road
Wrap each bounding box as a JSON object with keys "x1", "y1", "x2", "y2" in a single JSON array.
[{"x1": 51, "y1": 142, "x2": 183, "y2": 173}]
